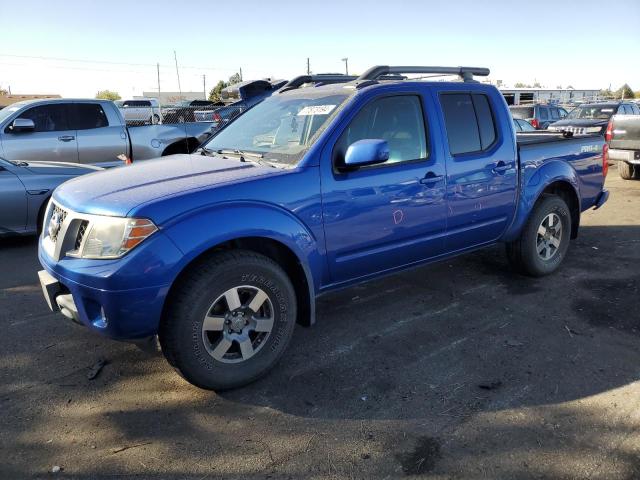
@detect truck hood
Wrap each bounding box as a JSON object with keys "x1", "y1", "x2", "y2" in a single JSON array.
[
  {"x1": 53, "y1": 154, "x2": 281, "y2": 217},
  {"x1": 19, "y1": 160, "x2": 102, "y2": 176}
]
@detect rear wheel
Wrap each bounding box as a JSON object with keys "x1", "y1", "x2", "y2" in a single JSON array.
[
  {"x1": 159, "y1": 250, "x2": 297, "y2": 390},
  {"x1": 506, "y1": 196, "x2": 572, "y2": 277},
  {"x1": 619, "y1": 161, "x2": 635, "y2": 180}
]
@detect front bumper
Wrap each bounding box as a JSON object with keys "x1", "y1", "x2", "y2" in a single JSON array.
[{"x1": 38, "y1": 229, "x2": 184, "y2": 340}]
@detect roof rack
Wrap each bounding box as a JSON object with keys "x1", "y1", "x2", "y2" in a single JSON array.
[
  {"x1": 357, "y1": 65, "x2": 490, "y2": 83},
  {"x1": 279, "y1": 74, "x2": 358, "y2": 93}
]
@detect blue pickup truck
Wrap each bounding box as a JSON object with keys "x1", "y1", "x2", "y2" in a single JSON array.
[{"x1": 38, "y1": 66, "x2": 609, "y2": 390}]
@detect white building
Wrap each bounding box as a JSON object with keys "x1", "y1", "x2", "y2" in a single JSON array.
[
  {"x1": 499, "y1": 88, "x2": 601, "y2": 106},
  {"x1": 140, "y1": 91, "x2": 207, "y2": 105}
]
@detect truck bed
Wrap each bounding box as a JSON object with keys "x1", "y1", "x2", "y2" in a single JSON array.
[{"x1": 516, "y1": 131, "x2": 600, "y2": 146}]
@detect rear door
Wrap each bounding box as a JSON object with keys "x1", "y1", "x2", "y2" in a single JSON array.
[
  {"x1": 71, "y1": 102, "x2": 128, "y2": 165},
  {"x1": 321, "y1": 92, "x2": 447, "y2": 283},
  {"x1": 1, "y1": 104, "x2": 79, "y2": 163},
  {"x1": 437, "y1": 90, "x2": 518, "y2": 251},
  {"x1": 0, "y1": 162, "x2": 27, "y2": 234}
]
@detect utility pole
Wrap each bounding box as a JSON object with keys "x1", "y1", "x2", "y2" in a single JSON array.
[
  {"x1": 203, "y1": 74, "x2": 206, "y2": 100},
  {"x1": 157, "y1": 62, "x2": 163, "y2": 123},
  {"x1": 341, "y1": 58, "x2": 349, "y2": 76},
  {"x1": 239, "y1": 67, "x2": 243, "y2": 82},
  {"x1": 174, "y1": 50, "x2": 182, "y2": 97},
  {"x1": 307, "y1": 58, "x2": 310, "y2": 75}
]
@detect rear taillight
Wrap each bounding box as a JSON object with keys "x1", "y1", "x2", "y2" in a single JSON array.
[
  {"x1": 213, "y1": 112, "x2": 222, "y2": 122},
  {"x1": 602, "y1": 144, "x2": 609, "y2": 177},
  {"x1": 530, "y1": 118, "x2": 540, "y2": 129},
  {"x1": 604, "y1": 119, "x2": 613, "y2": 142}
]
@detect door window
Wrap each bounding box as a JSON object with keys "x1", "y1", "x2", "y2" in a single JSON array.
[
  {"x1": 71, "y1": 104, "x2": 109, "y2": 130},
  {"x1": 335, "y1": 95, "x2": 427, "y2": 166},
  {"x1": 538, "y1": 107, "x2": 549, "y2": 120},
  {"x1": 440, "y1": 93, "x2": 497, "y2": 155},
  {"x1": 11, "y1": 104, "x2": 69, "y2": 132}
]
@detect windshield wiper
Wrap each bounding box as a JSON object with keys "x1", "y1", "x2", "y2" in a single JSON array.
[{"x1": 216, "y1": 149, "x2": 264, "y2": 159}]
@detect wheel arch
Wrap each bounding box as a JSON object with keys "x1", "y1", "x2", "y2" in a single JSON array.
[
  {"x1": 503, "y1": 163, "x2": 581, "y2": 242},
  {"x1": 161, "y1": 137, "x2": 200, "y2": 156},
  {"x1": 162, "y1": 236, "x2": 315, "y2": 328}
]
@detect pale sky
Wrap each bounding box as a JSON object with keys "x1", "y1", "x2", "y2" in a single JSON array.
[{"x1": 1, "y1": 0, "x2": 638, "y2": 99}]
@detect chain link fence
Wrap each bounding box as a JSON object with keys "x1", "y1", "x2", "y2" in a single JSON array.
[{"x1": 118, "y1": 102, "x2": 246, "y2": 129}]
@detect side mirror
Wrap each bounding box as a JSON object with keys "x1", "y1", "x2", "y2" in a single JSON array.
[
  {"x1": 344, "y1": 139, "x2": 390, "y2": 168},
  {"x1": 10, "y1": 118, "x2": 35, "y2": 133}
]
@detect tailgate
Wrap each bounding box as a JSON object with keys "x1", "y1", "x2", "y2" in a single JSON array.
[{"x1": 610, "y1": 115, "x2": 640, "y2": 150}]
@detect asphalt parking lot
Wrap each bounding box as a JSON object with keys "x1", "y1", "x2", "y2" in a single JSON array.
[{"x1": 1, "y1": 167, "x2": 639, "y2": 480}]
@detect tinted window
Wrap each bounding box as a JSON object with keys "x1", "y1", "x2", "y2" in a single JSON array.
[
  {"x1": 559, "y1": 107, "x2": 568, "y2": 118},
  {"x1": 518, "y1": 119, "x2": 536, "y2": 132},
  {"x1": 550, "y1": 108, "x2": 560, "y2": 119},
  {"x1": 336, "y1": 95, "x2": 427, "y2": 165},
  {"x1": 15, "y1": 104, "x2": 69, "y2": 132},
  {"x1": 440, "y1": 94, "x2": 481, "y2": 155},
  {"x1": 123, "y1": 100, "x2": 151, "y2": 107},
  {"x1": 538, "y1": 107, "x2": 548, "y2": 120},
  {"x1": 71, "y1": 104, "x2": 108, "y2": 130},
  {"x1": 472, "y1": 94, "x2": 496, "y2": 149},
  {"x1": 441, "y1": 93, "x2": 497, "y2": 155},
  {"x1": 632, "y1": 105, "x2": 640, "y2": 115}
]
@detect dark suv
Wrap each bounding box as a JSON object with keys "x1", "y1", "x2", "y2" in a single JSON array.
[{"x1": 509, "y1": 104, "x2": 568, "y2": 129}]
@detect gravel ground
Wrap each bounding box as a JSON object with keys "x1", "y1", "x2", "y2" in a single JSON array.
[{"x1": 1, "y1": 167, "x2": 639, "y2": 480}]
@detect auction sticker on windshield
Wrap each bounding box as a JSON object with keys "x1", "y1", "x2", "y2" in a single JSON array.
[{"x1": 297, "y1": 105, "x2": 337, "y2": 116}]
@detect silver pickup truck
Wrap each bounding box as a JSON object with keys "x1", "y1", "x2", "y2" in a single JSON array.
[
  {"x1": 0, "y1": 99, "x2": 216, "y2": 167},
  {"x1": 607, "y1": 114, "x2": 640, "y2": 180}
]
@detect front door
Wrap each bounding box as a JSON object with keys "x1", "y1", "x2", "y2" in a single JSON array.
[
  {"x1": 1, "y1": 103, "x2": 79, "y2": 163},
  {"x1": 321, "y1": 93, "x2": 447, "y2": 284}
]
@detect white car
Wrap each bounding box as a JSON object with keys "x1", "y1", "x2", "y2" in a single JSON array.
[{"x1": 119, "y1": 99, "x2": 161, "y2": 125}]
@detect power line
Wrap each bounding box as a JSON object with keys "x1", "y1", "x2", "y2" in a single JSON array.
[{"x1": 0, "y1": 53, "x2": 237, "y2": 72}]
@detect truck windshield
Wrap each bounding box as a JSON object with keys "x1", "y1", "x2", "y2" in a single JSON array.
[
  {"x1": 567, "y1": 106, "x2": 616, "y2": 120},
  {"x1": 201, "y1": 91, "x2": 350, "y2": 166}
]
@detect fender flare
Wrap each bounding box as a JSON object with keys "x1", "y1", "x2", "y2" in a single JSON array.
[
  {"x1": 161, "y1": 201, "x2": 322, "y2": 324},
  {"x1": 503, "y1": 159, "x2": 581, "y2": 242}
]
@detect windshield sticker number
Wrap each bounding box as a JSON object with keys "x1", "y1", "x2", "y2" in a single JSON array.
[{"x1": 297, "y1": 105, "x2": 336, "y2": 116}]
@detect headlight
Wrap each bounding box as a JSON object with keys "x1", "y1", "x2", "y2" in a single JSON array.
[{"x1": 71, "y1": 217, "x2": 157, "y2": 259}]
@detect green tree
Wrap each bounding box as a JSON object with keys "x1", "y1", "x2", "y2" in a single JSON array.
[
  {"x1": 614, "y1": 84, "x2": 634, "y2": 100},
  {"x1": 532, "y1": 82, "x2": 542, "y2": 88},
  {"x1": 95, "y1": 90, "x2": 121, "y2": 101},
  {"x1": 228, "y1": 72, "x2": 242, "y2": 85},
  {"x1": 514, "y1": 82, "x2": 531, "y2": 88},
  {"x1": 0, "y1": 87, "x2": 7, "y2": 96},
  {"x1": 208, "y1": 80, "x2": 228, "y2": 102}
]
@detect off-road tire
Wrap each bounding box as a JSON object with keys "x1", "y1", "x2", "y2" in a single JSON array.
[
  {"x1": 159, "y1": 250, "x2": 297, "y2": 390},
  {"x1": 506, "y1": 196, "x2": 572, "y2": 277}
]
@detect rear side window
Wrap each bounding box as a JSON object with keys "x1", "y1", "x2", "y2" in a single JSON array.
[
  {"x1": 13, "y1": 104, "x2": 69, "y2": 132},
  {"x1": 550, "y1": 108, "x2": 560, "y2": 120},
  {"x1": 538, "y1": 107, "x2": 548, "y2": 120},
  {"x1": 71, "y1": 104, "x2": 108, "y2": 130},
  {"x1": 335, "y1": 95, "x2": 427, "y2": 166},
  {"x1": 123, "y1": 100, "x2": 151, "y2": 107},
  {"x1": 632, "y1": 105, "x2": 640, "y2": 115},
  {"x1": 440, "y1": 93, "x2": 497, "y2": 155}
]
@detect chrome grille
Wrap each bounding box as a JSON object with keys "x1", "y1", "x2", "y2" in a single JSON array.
[
  {"x1": 48, "y1": 205, "x2": 68, "y2": 243},
  {"x1": 74, "y1": 221, "x2": 89, "y2": 251}
]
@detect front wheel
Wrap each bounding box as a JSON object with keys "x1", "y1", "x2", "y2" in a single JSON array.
[
  {"x1": 159, "y1": 250, "x2": 297, "y2": 390},
  {"x1": 506, "y1": 196, "x2": 572, "y2": 277}
]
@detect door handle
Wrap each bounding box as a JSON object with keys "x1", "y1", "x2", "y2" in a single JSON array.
[
  {"x1": 419, "y1": 172, "x2": 444, "y2": 185},
  {"x1": 58, "y1": 135, "x2": 75, "y2": 142},
  {"x1": 492, "y1": 161, "x2": 510, "y2": 174}
]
